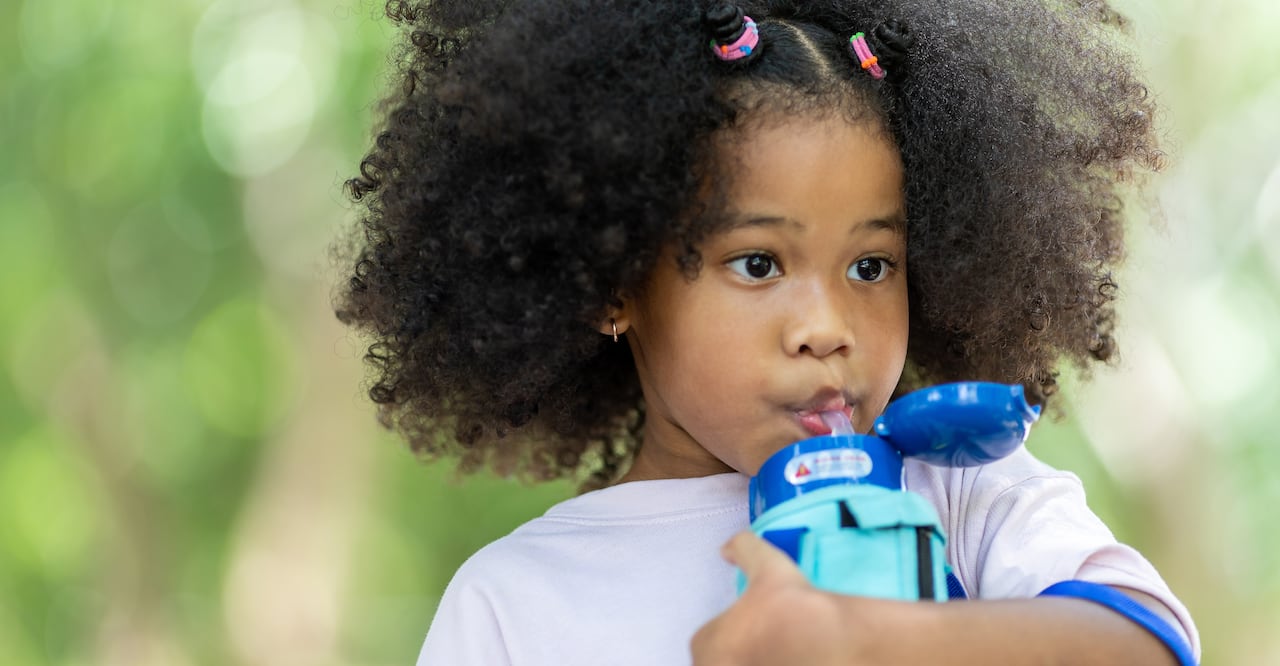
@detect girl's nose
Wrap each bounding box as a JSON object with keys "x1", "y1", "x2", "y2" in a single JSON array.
[{"x1": 782, "y1": 284, "x2": 855, "y2": 358}]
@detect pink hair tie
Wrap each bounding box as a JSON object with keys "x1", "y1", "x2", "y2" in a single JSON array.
[
  {"x1": 710, "y1": 16, "x2": 759, "y2": 61},
  {"x1": 849, "y1": 32, "x2": 886, "y2": 80}
]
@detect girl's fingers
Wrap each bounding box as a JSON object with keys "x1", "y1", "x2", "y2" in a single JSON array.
[{"x1": 722, "y1": 531, "x2": 805, "y2": 585}]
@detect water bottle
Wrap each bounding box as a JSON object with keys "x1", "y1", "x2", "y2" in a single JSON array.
[{"x1": 743, "y1": 382, "x2": 1041, "y2": 601}]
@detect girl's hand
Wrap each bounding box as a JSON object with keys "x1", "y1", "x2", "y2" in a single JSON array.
[
  {"x1": 690, "y1": 532, "x2": 1186, "y2": 666},
  {"x1": 690, "y1": 531, "x2": 877, "y2": 666}
]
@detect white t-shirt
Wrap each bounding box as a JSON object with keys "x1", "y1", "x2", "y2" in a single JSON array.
[{"x1": 416, "y1": 448, "x2": 1199, "y2": 665}]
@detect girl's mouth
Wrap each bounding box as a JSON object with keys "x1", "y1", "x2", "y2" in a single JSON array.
[
  {"x1": 796, "y1": 411, "x2": 834, "y2": 436},
  {"x1": 794, "y1": 404, "x2": 855, "y2": 437}
]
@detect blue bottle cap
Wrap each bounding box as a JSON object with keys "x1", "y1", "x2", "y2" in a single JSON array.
[
  {"x1": 874, "y1": 382, "x2": 1041, "y2": 467},
  {"x1": 749, "y1": 434, "x2": 903, "y2": 521}
]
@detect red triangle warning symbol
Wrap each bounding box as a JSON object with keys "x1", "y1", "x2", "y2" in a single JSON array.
[{"x1": 795, "y1": 463, "x2": 811, "y2": 478}]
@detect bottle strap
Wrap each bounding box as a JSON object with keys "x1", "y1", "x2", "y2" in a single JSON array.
[{"x1": 1039, "y1": 580, "x2": 1196, "y2": 665}]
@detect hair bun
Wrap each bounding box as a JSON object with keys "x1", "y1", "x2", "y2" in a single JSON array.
[
  {"x1": 704, "y1": 3, "x2": 747, "y2": 44},
  {"x1": 704, "y1": 3, "x2": 762, "y2": 64},
  {"x1": 867, "y1": 20, "x2": 915, "y2": 81}
]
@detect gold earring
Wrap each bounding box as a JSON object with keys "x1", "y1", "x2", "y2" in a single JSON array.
[{"x1": 611, "y1": 318, "x2": 619, "y2": 343}]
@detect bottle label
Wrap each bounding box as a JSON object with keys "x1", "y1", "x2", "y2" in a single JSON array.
[{"x1": 784, "y1": 448, "x2": 873, "y2": 485}]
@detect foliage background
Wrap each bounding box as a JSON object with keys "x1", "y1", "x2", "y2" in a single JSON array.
[{"x1": 0, "y1": 0, "x2": 1277, "y2": 664}]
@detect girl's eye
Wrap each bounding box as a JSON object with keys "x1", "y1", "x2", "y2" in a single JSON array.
[
  {"x1": 848, "y1": 258, "x2": 890, "y2": 282},
  {"x1": 727, "y1": 253, "x2": 780, "y2": 280}
]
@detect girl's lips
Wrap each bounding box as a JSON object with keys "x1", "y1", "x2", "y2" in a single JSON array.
[
  {"x1": 794, "y1": 404, "x2": 855, "y2": 437},
  {"x1": 796, "y1": 411, "x2": 833, "y2": 436}
]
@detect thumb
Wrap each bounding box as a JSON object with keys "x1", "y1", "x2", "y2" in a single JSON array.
[{"x1": 722, "y1": 531, "x2": 807, "y2": 586}]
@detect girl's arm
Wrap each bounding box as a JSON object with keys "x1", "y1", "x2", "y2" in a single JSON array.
[{"x1": 691, "y1": 532, "x2": 1184, "y2": 666}]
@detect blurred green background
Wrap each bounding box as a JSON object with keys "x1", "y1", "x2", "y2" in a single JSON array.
[{"x1": 0, "y1": 0, "x2": 1277, "y2": 664}]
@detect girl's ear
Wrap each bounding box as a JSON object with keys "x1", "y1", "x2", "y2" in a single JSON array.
[{"x1": 596, "y1": 301, "x2": 632, "y2": 341}]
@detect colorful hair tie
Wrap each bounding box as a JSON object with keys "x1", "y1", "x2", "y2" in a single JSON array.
[
  {"x1": 849, "y1": 32, "x2": 886, "y2": 80},
  {"x1": 710, "y1": 16, "x2": 759, "y2": 61}
]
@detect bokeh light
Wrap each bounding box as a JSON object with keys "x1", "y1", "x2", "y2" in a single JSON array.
[
  {"x1": 182, "y1": 296, "x2": 300, "y2": 438},
  {"x1": 17, "y1": 0, "x2": 115, "y2": 72},
  {"x1": 193, "y1": 0, "x2": 339, "y2": 177},
  {"x1": 0, "y1": 182, "x2": 62, "y2": 347},
  {"x1": 107, "y1": 204, "x2": 214, "y2": 327},
  {"x1": 0, "y1": 426, "x2": 102, "y2": 577}
]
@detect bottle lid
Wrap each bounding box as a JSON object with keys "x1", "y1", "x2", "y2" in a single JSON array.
[{"x1": 873, "y1": 382, "x2": 1041, "y2": 467}]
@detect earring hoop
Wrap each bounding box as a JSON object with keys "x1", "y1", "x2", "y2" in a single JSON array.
[{"x1": 611, "y1": 319, "x2": 619, "y2": 343}]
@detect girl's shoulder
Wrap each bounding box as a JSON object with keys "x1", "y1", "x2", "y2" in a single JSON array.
[
  {"x1": 447, "y1": 473, "x2": 750, "y2": 586},
  {"x1": 421, "y1": 474, "x2": 749, "y2": 664},
  {"x1": 905, "y1": 446, "x2": 1083, "y2": 513}
]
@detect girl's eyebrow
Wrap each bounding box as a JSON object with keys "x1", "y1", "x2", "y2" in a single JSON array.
[{"x1": 728, "y1": 212, "x2": 908, "y2": 236}]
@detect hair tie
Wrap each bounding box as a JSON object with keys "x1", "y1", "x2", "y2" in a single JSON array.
[
  {"x1": 848, "y1": 32, "x2": 886, "y2": 80},
  {"x1": 704, "y1": 4, "x2": 762, "y2": 63},
  {"x1": 857, "y1": 21, "x2": 915, "y2": 83}
]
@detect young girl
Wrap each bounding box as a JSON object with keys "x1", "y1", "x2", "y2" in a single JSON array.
[{"x1": 336, "y1": 0, "x2": 1200, "y2": 663}]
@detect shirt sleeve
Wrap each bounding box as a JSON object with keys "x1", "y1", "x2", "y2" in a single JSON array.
[
  {"x1": 417, "y1": 574, "x2": 513, "y2": 666},
  {"x1": 928, "y1": 448, "x2": 1201, "y2": 659}
]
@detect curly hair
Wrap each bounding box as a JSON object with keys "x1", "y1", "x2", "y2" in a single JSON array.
[{"x1": 335, "y1": 0, "x2": 1162, "y2": 488}]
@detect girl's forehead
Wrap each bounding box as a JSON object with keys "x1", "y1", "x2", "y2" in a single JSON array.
[
  {"x1": 715, "y1": 77, "x2": 889, "y2": 132},
  {"x1": 711, "y1": 113, "x2": 901, "y2": 187},
  {"x1": 704, "y1": 115, "x2": 906, "y2": 235},
  {"x1": 712, "y1": 108, "x2": 895, "y2": 161}
]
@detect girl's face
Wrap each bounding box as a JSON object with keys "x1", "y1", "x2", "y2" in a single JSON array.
[{"x1": 617, "y1": 115, "x2": 909, "y2": 481}]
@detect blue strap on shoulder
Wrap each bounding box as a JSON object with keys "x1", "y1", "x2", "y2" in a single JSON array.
[{"x1": 1039, "y1": 580, "x2": 1196, "y2": 666}]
